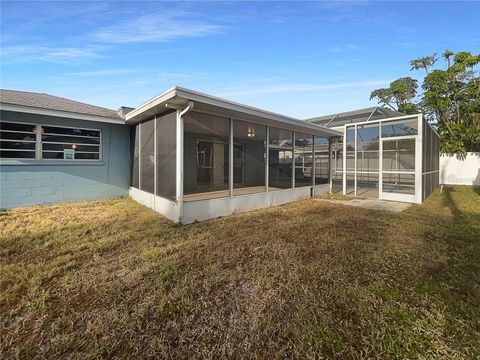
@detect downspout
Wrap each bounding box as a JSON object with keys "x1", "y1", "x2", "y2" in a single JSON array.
[{"x1": 168, "y1": 101, "x2": 194, "y2": 223}]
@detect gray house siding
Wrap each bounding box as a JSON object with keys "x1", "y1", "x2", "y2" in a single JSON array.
[{"x1": 0, "y1": 110, "x2": 130, "y2": 209}]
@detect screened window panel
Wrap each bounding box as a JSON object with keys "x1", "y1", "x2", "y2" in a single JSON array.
[
  {"x1": 346, "y1": 127, "x2": 355, "y2": 172},
  {"x1": 156, "y1": 111, "x2": 176, "y2": 200},
  {"x1": 233, "y1": 120, "x2": 266, "y2": 195},
  {"x1": 356, "y1": 173, "x2": 379, "y2": 197},
  {"x1": 294, "y1": 133, "x2": 313, "y2": 187},
  {"x1": 423, "y1": 121, "x2": 430, "y2": 173},
  {"x1": 382, "y1": 119, "x2": 418, "y2": 137},
  {"x1": 382, "y1": 173, "x2": 415, "y2": 194},
  {"x1": 346, "y1": 173, "x2": 355, "y2": 195},
  {"x1": 382, "y1": 138, "x2": 415, "y2": 171},
  {"x1": 357, "y1": 124, "x2": 379, "y2": 172},
  {"x1": 131, "y1": 125, "x2": 139, "y2": 188},
  {"x1": 346, "y1": 153, "x2": 355, "y2": 172},
  {"x1": 314, "y1": 136, "x2": 329, "y2": 184},
  {"x1": 355, "y1": 124, "x2": 380, "y2": 198},
  {"x1": 183, "y1": 112, "x2": 230, "y2": 198},
  {"x1": 268, "y1": 127, "x2": 293, "y2": 189},
  {"x1": 331, "y1": 137, "x2": 343, "y2": 193},
  {"x1": 140, "y1": 119, "x2": 155, "y2": 194},
  {"x1": 421, "y1": 122, "x2": 440, "y2": 200}
]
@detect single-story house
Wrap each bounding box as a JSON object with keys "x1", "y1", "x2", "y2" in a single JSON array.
[{"x1": 0, "y1": 87, "x2": 439, "y2": 223}]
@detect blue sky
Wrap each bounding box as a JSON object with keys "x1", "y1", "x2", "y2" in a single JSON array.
[{"x1": 1, "y1": 1, "x2": 479, "y2": 119}]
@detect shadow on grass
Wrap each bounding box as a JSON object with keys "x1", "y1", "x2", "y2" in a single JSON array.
[
  {"x1": 473, "y1": 185, "x2": 480, "y2": 196},
  {"x1": 410, "y1": 186, "x2": 480, "y2": 356}
]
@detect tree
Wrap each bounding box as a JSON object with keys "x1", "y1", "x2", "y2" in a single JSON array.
[
  {"x1": 370, "y1": 77, "x2": 419, "y2": 114},
  {"x1": 371, "y1": 50, "x2": 480, "y2": 155}
]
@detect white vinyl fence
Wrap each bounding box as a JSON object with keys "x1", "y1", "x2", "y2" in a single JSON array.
[{"x1": 440, "y1": 152, "x2": 480, "y2": 185}]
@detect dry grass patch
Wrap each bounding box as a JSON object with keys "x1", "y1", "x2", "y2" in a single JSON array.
[{"x1": 1, "y1": 187, "x2": 480, "y2": 359}]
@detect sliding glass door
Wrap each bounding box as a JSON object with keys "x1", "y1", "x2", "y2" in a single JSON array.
[{"x1": 196, "y1": 140, "x2": 228, "y2": 190}]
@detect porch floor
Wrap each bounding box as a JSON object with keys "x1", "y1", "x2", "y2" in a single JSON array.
[{"x1": 184, "y1": 186, "x2": 282, "y2": 202}]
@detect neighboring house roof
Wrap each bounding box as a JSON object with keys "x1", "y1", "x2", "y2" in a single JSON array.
[
  {"x1": 0, "y1": 89, "x2": 124, "y2": 124},
  {"x1": 306, "y1": 106, "x2": 405, "y2": 128},
  {"x1": 126, "y1": 86, "x2": 341, "y2": 137}
]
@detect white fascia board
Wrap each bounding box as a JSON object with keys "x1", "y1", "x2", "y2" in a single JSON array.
[
  {"x1": 174, "y1": 87, "x2": 341, "y2": 136},
  {"x1": 125, "y1": 87, "x2": 177, "y2": 122},
  {"x1": 0, "y1": 103, "x2": 125, "y2": 125}
]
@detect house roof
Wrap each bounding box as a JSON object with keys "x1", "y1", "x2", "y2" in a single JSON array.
[
  {"x1": 306, "y1": 106, "x2": 405, "y2": 128},
  {"x1": 126, "y1": 86, "x2": 341, "y2": 137},
  {"x1": 0, "y1": 89, "x2": 124, "y2": 123}
]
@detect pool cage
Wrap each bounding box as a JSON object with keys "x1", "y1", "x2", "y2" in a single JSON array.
[{"x1": 309, "y1": 108, "x2": 440, "y2": 203}]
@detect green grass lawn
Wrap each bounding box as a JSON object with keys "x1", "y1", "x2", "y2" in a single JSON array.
[{"x1": 1, "y1": 186, "x2": 479, "y2": 359}]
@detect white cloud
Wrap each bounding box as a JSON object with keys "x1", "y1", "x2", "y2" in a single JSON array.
[
  {"x1": 1, "y1": 11, "x2": 223, "y2": 64},
  {"x1": 92, "y1": 13, "x2": 223, "y2": 44},
  {"x1": 1, "y1": 45, "x2": 104, "y2": 63},
  {"x1": 68, "y1": 68, "x2": 147, "y2": 76},
  {"x1": 326, "y1": 44, "x2": 363, "y2": 53},
  {"x1": 219, "y1": 80, "x2": 389, "y2": 97}
]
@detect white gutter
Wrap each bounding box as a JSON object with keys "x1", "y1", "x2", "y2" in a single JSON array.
[{"x1": 176, "y1": 101, "x2": 194, "y2": 223}]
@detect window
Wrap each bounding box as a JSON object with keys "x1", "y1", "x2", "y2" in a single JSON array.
[
  {"x1": 41, "y1": 126, "x2": 100, "y2": 160},
  {"x1": 0, "y1": 122, "x2": 36, "y2": 159},
  {"x1": 0, "y1": 121, "x2": 101, "y2": 160}
]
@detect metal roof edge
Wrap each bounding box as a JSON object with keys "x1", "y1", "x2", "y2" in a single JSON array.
[{"x1": 126, "y1": 86, "x2": 341, "y2": 136}]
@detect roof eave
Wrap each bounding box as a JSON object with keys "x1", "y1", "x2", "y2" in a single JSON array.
[
  {"x1": 126, "y1": 86, "x2": 341, "y2": 137},
  {"x1": 0, "y1": 103, "x2": 125, "y2": 124}
]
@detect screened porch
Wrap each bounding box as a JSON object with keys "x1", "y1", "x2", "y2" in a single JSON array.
[{"x1": 130, "y1": 109, "x2": 333, "y2": 204}]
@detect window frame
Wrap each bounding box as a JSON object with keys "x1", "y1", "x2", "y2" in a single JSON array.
[
  {"x1": 0, "y1": 120, "x2": 37, "y2": 159},
  {"x1": 0, "y1": 120, "x2": 102, "y2": 162}
]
